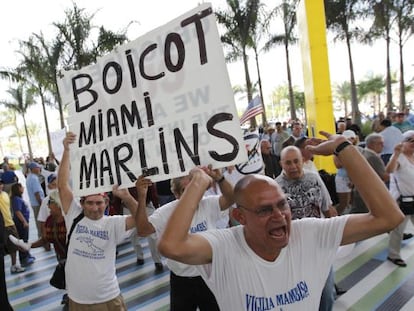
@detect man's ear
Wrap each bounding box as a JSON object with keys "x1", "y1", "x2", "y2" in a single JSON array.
[{"x1": 232, "y1": 207, "x2": 246, "y2": 225}]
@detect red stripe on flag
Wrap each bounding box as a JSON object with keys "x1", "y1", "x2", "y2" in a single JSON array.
[{"x1": 240, "y1": 107, "x2": 263, "y2": 124}]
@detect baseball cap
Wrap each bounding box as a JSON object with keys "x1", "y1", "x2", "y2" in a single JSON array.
[
  {"x1": 29, "y1": 162, "x2": 41, "y2": 169},
  {"x1": 402, "y1": 130, "x2": 414, "y2": 141},
  {"x1": 47, "y1": 173, "x2": 57, "y2": 184},
  {"x1": 342, "y1": 130, "x2": 356, "y2": 140}
]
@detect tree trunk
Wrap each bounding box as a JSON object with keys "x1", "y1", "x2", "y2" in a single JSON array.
[
  {"x1": 254, "y1": 49, "x2": 267, "y2": 125},
  {"x1": 377, "y1": 94, "x2": 382, "y2": 113},
  {"x1": 11, "y1": 111, "x2": 24, "y2": 154},
  {"x1": 54, "y1": 77, "x2": 66, "y2": 129},
  {"x1": 40, "y1": 89, "x2": 53, "y2": 156},
  {"x1": 385, "y1": 31, "x2": 393, "y2": 111},
  {"x1": 344, "y1": 100, "x2": 348, "y2": 118},
  {"x1": 398, "y1": 34, "x2": 406, "y2": 111},
  {"x1": 346, "y1": 34, "x2": 360, "y2": 126},
  {"x1": 285, "y1": 42, "x2": 296, "y2": 121},
  {"x1": 13, "y1": 125, "x2": 24, "y2": 155},
  {"x1": 243, "y1": 48, "x2": 256, "y2": 128},
  {"x1": 22, "y1": 115, "x2": 33, "y2": 161}
]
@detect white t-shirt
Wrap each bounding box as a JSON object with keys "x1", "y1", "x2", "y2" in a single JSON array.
[
  {"x1": 149, "y1": 195, "x2": 221, "y2": 276},
  {"x1": 64, "y1": 200, "x2": 129, "y2": 304},
  {"x1": 391, "y1": 154, "x2": 414, "y2": 197},
  {"x1": 197, "y1": 216, "x2": 349, "y2": 311},
  {"x1": 37, "y1": 195, "x2": 50, "y2": 222}
]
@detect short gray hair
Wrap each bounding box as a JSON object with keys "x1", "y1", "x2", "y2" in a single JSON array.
[{"x1": 365, "y1": 133, "x2": 383, "y2": 147}]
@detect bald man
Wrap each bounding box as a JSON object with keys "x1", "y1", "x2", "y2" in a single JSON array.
[{"x1": 158, "y1": 132, "x2": 404, "y2": 311}]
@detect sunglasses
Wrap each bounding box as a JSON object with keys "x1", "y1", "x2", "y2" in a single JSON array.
[{"x1": 404, "y1": 137, "x2": 414, "y2": 143}]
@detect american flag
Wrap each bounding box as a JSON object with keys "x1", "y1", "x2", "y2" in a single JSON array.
[{"x1": 239, "y1": 95, "x2": 263, "y2": 125}]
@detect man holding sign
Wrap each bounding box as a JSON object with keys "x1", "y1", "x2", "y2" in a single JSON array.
[
  {"x1": 58, "y1": 132, "x2": 138, "y2": 310},
  {"x1": 56, "y1": 4, "x2": 248, "y2": 308}
]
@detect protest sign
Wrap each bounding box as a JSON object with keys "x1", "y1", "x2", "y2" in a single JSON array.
[
  {"x1": 236, "y1": 130, "x2": 264, "y2": 175},
  {"x1": 57, "y1": 3, "x2": 247, "y2": 196},
  {"x1": 50, "y1": 128, "x2": 66, "y2": 162}
]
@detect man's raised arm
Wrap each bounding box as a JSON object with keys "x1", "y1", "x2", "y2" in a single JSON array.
[
  {"x1": 112, "y1": 186, "x2": 138, "y2": 231},
  {"x1": 158, "y1": 168, "x2": 213, "y2": 265},
  {"x1": 308, "y1": 132, "x2": 404, "y2": 245},
  {"x1": 134, "y1": 176, "x2": 156, "y2": 236},
  {"x1": 57, "y1": 132, "x2": 75, "y2": 215}
]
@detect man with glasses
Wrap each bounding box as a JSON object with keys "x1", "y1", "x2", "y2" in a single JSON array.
[
  {"x1": 157, "y1": 132, "x2": 404, "y2": 311},
  {"x1": 58, "y1": 132, "x2": 138, "y2": 311}
]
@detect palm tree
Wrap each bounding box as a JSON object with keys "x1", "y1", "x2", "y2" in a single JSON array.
[
  {"x1": 365, "y1": 0, "x2": 394, "y2": 111},
  {"x1": 0, "y1": 111, "x2": 15, "y2": 156},
  {"x1": 293, "y1": 89, "x2": 306, "y2": 122},
  {"x1": 29, "y1": 33, "x2": 66, "y2": 129},
  {"x1": 0, "y1": 109, "x2": 25, "y2": 155},
  {"x1": 216, "y1": 0, "x2": 261, "y2": 127},
  {"x1": 392, "y1": 0, "x2": 414, "y2": 110},
  {"x1": 233, "y1": 82, "x2": 259, "y2": 101},
  {"x1": 324, "y1": 0, "x2": 365, "y2": 126},
  {"x1": 264, "y1": 0, "x2": 298, "y2": 121},
  {"x1": 250, "y1": 3, "x2": 269, "y2": 125},
  {"x1": 0, "y1": 69, "x2": 20, "y2": 81},
  {"x1": 334, "y1": 81, "x2": 351, "y2": 117},
  {"x1": 52, "y1": 3, "x2": 129, "y2": 130},
  {"x1": 54, "y1": 4, "x2": 97, "y2": 70},
  {"x1": 0, "y1": 84, "x2": 36, "y2": 160},
  {"x1": 270, "y1": 84, "x2": 291, "y2": 120},
  {"x1": 18, "y1": 35, "x2": 58, "y2": 155},
  {"x1": 357, "y1": 74, "x2": 385, "y2": 115},
  {"x1": 55, "y1": 3, "x2": 128, "y2": 71}
]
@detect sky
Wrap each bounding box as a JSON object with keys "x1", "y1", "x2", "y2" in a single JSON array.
[{"x1": 1, "y1": 0, "x2": 413, "y2": 132}]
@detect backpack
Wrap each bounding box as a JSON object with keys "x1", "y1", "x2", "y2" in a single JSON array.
[{"x1": 318, "y1": 169, "x2": 339, "y2": 206}]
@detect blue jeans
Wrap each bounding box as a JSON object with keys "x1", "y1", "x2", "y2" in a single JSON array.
[{"x1": 319, "y1": 267, "x2": 336, "y2": 311}]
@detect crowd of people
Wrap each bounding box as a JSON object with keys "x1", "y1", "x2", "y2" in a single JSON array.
[{"x1": 0, "y1": 108, "x2": 413, "y2": 310}]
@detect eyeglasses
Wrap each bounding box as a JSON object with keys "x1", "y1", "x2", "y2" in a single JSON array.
[
  {"x1": 238, "y1": 199, "x2": 290, "y2": 217},
  {"x1": 404, "y1": 137, "x2": 414, "y2": 143}
]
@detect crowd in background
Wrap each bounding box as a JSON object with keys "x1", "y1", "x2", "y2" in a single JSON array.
[{"x1": 0, "y1": 107, "x2": 413, "y2": 310}]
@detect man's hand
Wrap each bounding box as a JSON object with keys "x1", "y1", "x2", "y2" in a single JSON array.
[
  {"x1": 394, "y1": 142, "x2": 403, "y2": 154},
  {"x1": 204, "y1": 165, "x2": 223, "y2": 182},
  {"x1": 63, "y1": 132, "x2": 76, "y2": 150},
  {"x1": 306, "y1": 131, "x2": 347, "y2": 156},
  {"x1": 135, "y1": 175, "x2": 152, "y2": 200},
  {"x1": 190, "y1": 167, "x2": 213, "y2": 190},
  {"x1": 112, "y1": 185, "x2": 133, "y2": 201}
]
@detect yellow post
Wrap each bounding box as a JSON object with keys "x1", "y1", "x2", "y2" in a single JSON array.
[{"x1": 297, "y1": 0, "x2": 336, "y2": 173}]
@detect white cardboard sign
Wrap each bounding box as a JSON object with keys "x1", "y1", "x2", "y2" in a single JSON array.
[{"x1": 57, "y1": 3, "x2": 247, "y2": 196}]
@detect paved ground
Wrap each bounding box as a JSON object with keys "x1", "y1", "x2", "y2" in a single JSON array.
[{"x1": 5, "y1": 197, "x2": 414, "y2": 310}]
